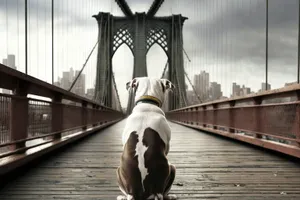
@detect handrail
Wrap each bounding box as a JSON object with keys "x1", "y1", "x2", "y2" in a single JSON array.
[
  {"x1": 0, "y1": 63, "x2": 114, "y2": 110},
  {"x1": 0, "y1": 65, "x2": 125, "y2": 174},
  {"x1": 167, "y1": 84, "x2": 300, "y2": 158},
  {"x1": 170, "y1": 84, "x2": 300, "y2": 112}
]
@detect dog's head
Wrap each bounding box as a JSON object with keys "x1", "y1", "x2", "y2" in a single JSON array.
[{"x1": 126, "y1": 77, "x2": 175, "y2": 107}]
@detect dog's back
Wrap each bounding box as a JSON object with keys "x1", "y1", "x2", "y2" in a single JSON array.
[
  {"x1": 119, "y1": 104, "x2": 171, "y2": 199},
  {"x1": 120, "y1": 127, "x2": 170, "y2": 199}
]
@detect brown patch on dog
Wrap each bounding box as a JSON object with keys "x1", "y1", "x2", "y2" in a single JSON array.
[
  {"x1": 142, "y1": 127, "x2": 170, "y2": 198},
  {"x1": 118, "y1": 131, "x2": 143, "y2": 199}
]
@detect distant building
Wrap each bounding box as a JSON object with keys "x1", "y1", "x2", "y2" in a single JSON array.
[
  {"x1": 209, "y1": 82, "x2": 222, "y2": 101},
  {"x1": 73, "y1": 70, "x2": 85, "y2": 96},
  {"x1": 261, "y1": 82, "x2": 271, "y2": 91},
  {"x1": 1, "y1": 54, "x2": 17, "y2": 94},
  {"x1": 2, "y1": 59, "x2": 7, "y2": 65},
  {"x1": 194, "y1": 71, "x2": 209, "y2": 102},
  {"x1": 240, "y1": 85, "x2": 251, "y2": 96},
  {"x1": 7, "y1": 55, "x2": 16, "y2": 69},
  {"x1": 61, "y1": 69, "x2": 74, "y2": 90},
  {"x1": 232, "y1": 82, "x2": 241, "y2": 97},
  {"x1": 232, "y1": 83, "x2": 251, "y2": 97},
  {"x1": 285, "y1": 82, "x2": 298, "y2": 87},
  {"x1": 2, "y1": 54, "x2": 16, "y2": 69},
  {"x1": 86, "y1": 88, "x2": 95, "y2": 99},
  {"x1": 186, "y1": 90, "x2": 200, "y2": 105}
]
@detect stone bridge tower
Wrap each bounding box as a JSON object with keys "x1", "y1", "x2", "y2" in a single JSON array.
[{"x1": 93, "y1": 0, "x2": 188, "y2": 111}]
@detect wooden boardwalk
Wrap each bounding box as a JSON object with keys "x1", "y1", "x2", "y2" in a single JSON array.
[{"x1": 0, "y1": 120, "x2": 300, "y2": 200}]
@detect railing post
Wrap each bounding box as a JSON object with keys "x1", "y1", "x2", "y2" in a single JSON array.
[
  {"x1": 51, "y1": 94, "x2": 63, "y2": 139},
  {"x1": 92, "y1": 104, "x2": 97, "y2": 127},
  {"x1": 295, "y1": 92, "x2": 300, "y2": 147},
  {"x1": 194, "y1": 107, "x2": 198, "y2": 126},
  {"x1": 229, "y1": 101, "x2": 236, "y2": 133},
  {"x1": 82, "y1": 101, "x2": 88, "y2": 130},
  {"x1": 213, "y1": 104, "x2": 218, "y2": 129},
  {"x1": 203, "y1": 106, "x2": 207, "y2": 127},
  {"x1": 254, "y1": 97, "x2": 262, "y2": 139},
  {"x1": 10, "y1": 83, "x2": 29, "y2": 150}
]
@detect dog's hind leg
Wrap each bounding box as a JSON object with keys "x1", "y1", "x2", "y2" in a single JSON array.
[
  {"x1": 116, "y1": 167, "x2": 130, "y2": 200},
  {"x1": 163, "y1": 165, "x2": 177, "y2": 200}
]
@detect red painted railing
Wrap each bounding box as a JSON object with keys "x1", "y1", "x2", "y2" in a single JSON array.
[
  {"x1": 0, "y1": 64, "x2": 124, "y2": 174},
  {"x1": 167, "y1": 85, "x2": 300, "y2": 158}
]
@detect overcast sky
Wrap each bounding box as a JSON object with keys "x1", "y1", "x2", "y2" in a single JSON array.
[{"x1": 0, "y1": 0, "x2": 299, "y2": 108}]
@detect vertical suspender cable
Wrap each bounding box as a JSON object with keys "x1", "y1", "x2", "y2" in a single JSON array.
[
  {"x1": 17, "y1": 0, "x2": 19, "y2": 70},
  {"x1": 265, "y1": 0, "x2": 269, "y2": 90},
  {"x1": 52, "y1": 0, "x2": 54, "y2": 84},
  {"x1": 37, "y1": 0, "x2": 39, "y2": 78},
  {"x1": 5, "y1": 0, "x2": 8, "y2": 60},
  {"x1": 297, "y1": 0, "x2": 300, "y2": 83},
  {"x1": 25, "y1": 0, "x2": 28, "y2": 74}
]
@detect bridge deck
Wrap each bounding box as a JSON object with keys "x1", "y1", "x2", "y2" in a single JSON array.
[{"x1": 1, "y1": 120, "x2": 300, "y2": 200}]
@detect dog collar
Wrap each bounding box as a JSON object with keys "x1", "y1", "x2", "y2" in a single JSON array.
[{"x1": 135, "y1": 95, "x2": 162, "y2": 107}]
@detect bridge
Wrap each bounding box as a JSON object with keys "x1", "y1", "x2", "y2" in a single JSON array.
[{"x1": 0, "y1": 0, "x2": 300, "y2": 199}]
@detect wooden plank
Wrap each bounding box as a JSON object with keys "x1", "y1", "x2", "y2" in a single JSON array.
[{"x1": 0, "y1": 120, "x2": 300, "y2": 200}]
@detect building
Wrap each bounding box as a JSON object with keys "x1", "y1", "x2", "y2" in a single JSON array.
[
  {"x1": 73, "y1": 70, "x2": 86, "y2": 97},
  {"x1": 86, "y1": 88, "x2": 95, "y2": 99},
  {"x1": 240, "y1": 85, "x2": 251, "y2": 96},
  {"x1": 261, "y1": 82, "x2": 271, "y2": 91},
  {"x1": 7, "y1": 55, "x2": 16, "y2": 69},
  {"x1": 56, "y1": 68, "x2": 86, "y2": 97},
  {"x1": 2, "y1": 54, "x2": 16, "y2": 70},
  {"x1": 1, "y1": 54, "x2": 17, "y2": 94},
  {"x1": 232, "y1": 82, "x2": 241, "y2": 97},
  {"x1": 59, "y1": 68, "x2": 75, "y2": 90},
  {"x1": 232, "y1": 83, "x2": 251, "y2": 97},
  {"x1": 209, "y1": 82, "x2": 222, "y2": 101},
  {"x1": 186, "y1": 90, "x2": 200, "y2": 105},
  {"x1": 194, "y1": 71, "x2": 209, "y2": 102},
  {"x1": 2, "y1": 59, "x2": 7, "y2": 66},
  {"x1": 285, "y1": 82, "x2": 298, "y2": 87}
]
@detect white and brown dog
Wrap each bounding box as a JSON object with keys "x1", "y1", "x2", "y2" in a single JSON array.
[{"x1": 117, "y1": 77, "x2": 177, "y2": 200}]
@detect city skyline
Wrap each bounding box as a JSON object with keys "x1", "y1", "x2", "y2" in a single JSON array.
[
  {"x1": 2, "y1": 54, "x2": 298, "y2": 108},
  {"x1": 1, "y1": 0, "x2": 300, "y2": 108}
]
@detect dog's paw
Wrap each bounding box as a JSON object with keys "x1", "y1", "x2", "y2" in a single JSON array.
[
  {"x1": 164, "y1": 194, "x2": 177, "y2": 200},
  {"x1": 117, "y1": 195, "x2": 127, "y2": 200}
]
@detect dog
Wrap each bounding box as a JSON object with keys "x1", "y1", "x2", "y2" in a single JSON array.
[{"x1": 117, "y1": 77, "x2": 177, "y2": 200}]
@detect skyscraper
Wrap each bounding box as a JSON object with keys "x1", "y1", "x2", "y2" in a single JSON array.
[
  {"x1": 2, "y1": 59, "x2": 7, "y2": 66},
  {"x1": 232, "y1": 82, "x2": 241, "y2": 97},
  {"x1": 194, "y1": 71, "x2": 209, "y2": 101},
  {"x1": 2, "y1": 54, "x2": 16, "y2": 69},
  {"x1": 261, "y1": 82, "x2": 271, "y2": 91},
  {"x1": 7, "y1": 55, "x2": 16, "y2": 69},
  {"x1": 210, "y1": 82, "x2": 222, "y2": 101},
  {"x1": 74, "y1": 70, "x2": 86, "y2": 97},
  {"x1": 1, "y1": 54, "x2": 17, "y2": 94},
  {"x1": 232, "y1": 83, "x2": 251, "y2": 97}
]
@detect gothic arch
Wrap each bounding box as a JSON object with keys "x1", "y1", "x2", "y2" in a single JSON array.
[
  {"x1": 112, "y1": 27, "x2": 134, "y2": 57},
  {"x1": 146, "y1": 27, "x2": 169, "y2": 58}
]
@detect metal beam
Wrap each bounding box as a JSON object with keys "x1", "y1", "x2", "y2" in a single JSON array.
[
  {"x1": 115, "y1": 0, "x2": 133, "y2": 17},
  {"x1": 147, "y1": 0, "x2": 164, "y2": 17}
]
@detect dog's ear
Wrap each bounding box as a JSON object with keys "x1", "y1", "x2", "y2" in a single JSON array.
[
  {"x1": 126, "y1": 78, "x2": 138, "y2": 91},
  {"x1": 160, "y1": 79, "x2": 175, "y2": 92}
]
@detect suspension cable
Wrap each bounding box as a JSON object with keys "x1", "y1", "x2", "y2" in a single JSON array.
[
  {"x1": 185, "y1": 71, "x2": 202, "y2": 103},
  {"x1": 160, "y1": 60, "x2": 168, "y2": 79},
  {"x1": 68, "y1": 40, "x2": 98, "y2": 91},
  {"x1": 183, "y1": 47, "x2": 202, "y2": 104},
  {"x1": 112, "y1": 72, "x2": 122, "y2": 111}
]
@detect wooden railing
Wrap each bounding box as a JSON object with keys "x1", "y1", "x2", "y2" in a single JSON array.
[
  {"x1": 0, "y1": 64, "x2": 125, "y2": 175},
  {"x1": 167, "y1": 84, "x2": 300, "y2": 158}
]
